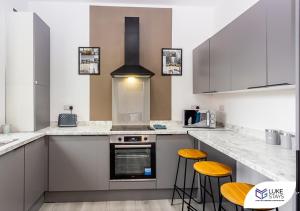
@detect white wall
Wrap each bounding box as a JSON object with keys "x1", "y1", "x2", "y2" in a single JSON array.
[
  {"x1": 29, "y1": 1, "x2": 215, "y2": 121},
  {"x1": 0, "y1": 0, "x2": 29, "y2": 127},
  {"x1": 209, "y1": 0, "x2": 296, "y2": 133},
  {"x1": 28, "y1": 2, "x2": 90, "y2": 121},
  {"x1": 211, "y1": 89, "x2": 296, "y2": 132},
  {"x1": 213, "y1": 0, "x2": 260, "y2": 33},
  {"x1": 171, "y1": 6, "x2": 214, "y2": 120}
]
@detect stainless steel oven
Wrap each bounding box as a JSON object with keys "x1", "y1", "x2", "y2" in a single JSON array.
[{"x1": 110, "y1": 135, "x2": 156, "y2": 180}]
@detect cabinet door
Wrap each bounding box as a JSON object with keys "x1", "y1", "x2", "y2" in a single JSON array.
[
  {"x1": 193, "y1": 40, "x2": 210, "y2": 93},
  {"x1": 210, "y1": 26, "x2": 232, "y2": 92},
  {"x1": 266, "y1": 0, "x2": 295, "y2": 85},
  {"x1": 156, "y1": 135, "x2": 195, "y2": 189},
  {"x1": 0, "y1": 148, "x2": 24, "y2": 211},
  {"x1": 49, "y1": 136, "x2": 109, "y2": 191},
  {"x1": 25, "y1": 138, "x2": 47, "y2": 211},
  {"x1": 34, "y1": 13, "x2": 50, "y2": 87},
  {"x1": 230, "y1": 1, "x2": 267, "y2": 90}
]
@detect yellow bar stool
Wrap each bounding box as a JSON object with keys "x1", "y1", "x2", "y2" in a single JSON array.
[
  {"x1": 219, "y1": 182, "x2": 279, "y2": 211},
  {"x1": 188, "y1": 161, "x2": 235, "y2": 211},
  {"x1": 171, "y1": 148, "x2": 208, "y2": 211}
]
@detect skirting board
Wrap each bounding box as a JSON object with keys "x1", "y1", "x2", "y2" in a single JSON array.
[{"x1": 45, "y1": 190, "x2": 175, "y2": 202}]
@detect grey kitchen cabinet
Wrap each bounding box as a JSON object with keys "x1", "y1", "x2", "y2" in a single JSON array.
[
  {"x1": 34, "y1": 13, "x2": 50, "y2": 87},
  {"x1": 265, "y1": 0, "x2": 296, "y2": 85},
  {"x1": 156, "y1": 135, "x2": 195, "y2": 189},
  {"x1": 6, "y1": 12, "x2": 50, "y2": 132},
  {"x1": 210, "y1": 26, "x2": 232, "y2": 92},
  {"x1": 230, "y1": 1, "x2": 267, "y2": 90},
  {"x1": 25, "y1": 137, "x2": 48, "y2": 211},
  {"x1": 0, "y1": 148, "x2": 24, "y2": 211},
  {"x1": 49, "y1": 136, "x2": 109, "y2": 191},
  {"x1": 193, "y1": 40, "x2": 210, "y2": 93}
]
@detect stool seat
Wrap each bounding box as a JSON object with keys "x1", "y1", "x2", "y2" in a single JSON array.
[
  {"x1": 194, "y1": 161, "x2": 232, "y2": 177},
  {"x1": 178, "y1": 148, "x2": 207, "y2": 160},
  {"x1": 221, "y1": 182, "x2": 253, "y2": 207},
  {"x1": 221, "y1": 182, "x2": 275, "y2": 210}
]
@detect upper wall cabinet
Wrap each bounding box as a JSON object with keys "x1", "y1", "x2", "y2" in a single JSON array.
[
  {"x1": 265, "y1": 0, "x2": 296, "y2": 85},
  {"x1": 210, "y1": 26, "x2": 232, "y2": 92},
  {"x1": 193, "y1": 0, "x2": 296, "y2": 93},
  {"x1": 230, "y1": 1, "x2": 267, "y2": 90},
  {"x1": 193, "y1": 40, "x2": 210, "y2": 93}
]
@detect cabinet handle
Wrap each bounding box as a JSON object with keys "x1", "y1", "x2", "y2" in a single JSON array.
[
  {"x1": 202, "y1": 91, "x2": 217, "y2": 94},
  {"x1": 248, "y1": 83, "x2": 291, "y2": 89}
]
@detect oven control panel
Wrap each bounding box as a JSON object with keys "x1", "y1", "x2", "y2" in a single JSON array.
[{"x1": 110, "y1": 135, "x2": 156, "y2": 143}]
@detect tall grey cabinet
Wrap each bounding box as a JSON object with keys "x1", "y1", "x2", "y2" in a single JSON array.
[
  {"x1": 230, "y1": 1, "x2": 267, "y2": 90},
  {"x1": 265, "y1": 0, "x2": 296, "y2": 85},
  {"x1": 6, "y1": 12, "x2": 50, "y2": 132},
  {"x1": 193, "y1": 40, "x2": 210, "y2": 93}
]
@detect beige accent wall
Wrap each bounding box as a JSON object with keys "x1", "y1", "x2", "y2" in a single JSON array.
[{"x1": 90, "y1": 6, "x2": 172, "y2": 120}]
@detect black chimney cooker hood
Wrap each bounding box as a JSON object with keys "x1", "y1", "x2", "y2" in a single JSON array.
[{"x1": 111, "y1": 17, "x2": 155, "y2": 78}]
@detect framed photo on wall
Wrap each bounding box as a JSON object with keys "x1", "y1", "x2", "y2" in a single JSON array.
[
  {"x1": 161, "y1": 48, "x2": 182, "y2": 76},
  {"x1": 78, "y1": 47, "x2": 100, "y2": 75}
]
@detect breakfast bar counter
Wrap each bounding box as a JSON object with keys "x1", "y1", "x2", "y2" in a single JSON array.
[{"x1": 188, "y1": 130, "x2": 296, "y2": 182}]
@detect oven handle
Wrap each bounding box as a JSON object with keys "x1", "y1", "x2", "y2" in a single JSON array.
[{"x1": 114, "y1": 144, "x2": 152, "y2": 149}]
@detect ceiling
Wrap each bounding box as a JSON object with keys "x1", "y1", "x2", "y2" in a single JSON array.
[{"x1": 28, "y1": 0, "x2": 220, "y2": 7}]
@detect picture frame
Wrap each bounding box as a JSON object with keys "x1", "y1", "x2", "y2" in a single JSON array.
[
  {"x1": 161, "y1": 48, "x2": 182, "y2": 76},
  {"x1": 78, "y1": 47, "x2": 100, "y2": 75}
]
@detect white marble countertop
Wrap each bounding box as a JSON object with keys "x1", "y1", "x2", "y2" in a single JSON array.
[
  {"x1": 44, "y1": 121, "x2": 226, "y2": 135},
  {"x1": 0, "y1": 121, "x2": 296, "y2": 182},
  {"x1": 0, "y1": 132, "x2": 45, "y2": 156},
  {"x1": 188, "y1": 130, "x2": 296, "y2": 182},
  {"x1": 0, "y1": 121, "x2": 224, "y2": 157}
]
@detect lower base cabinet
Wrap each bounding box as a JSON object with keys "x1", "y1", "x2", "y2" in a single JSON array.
[
  {"x1": 49, "y1": 136, "x2": 109, "y2": 191},
  {"x1": 0, "y1": 147, "x2": 24, "y2": 211},
  {"x1": 25, "y1": 137, "x2": 48, "y2": 211},
  {"x1": 156, "y1": 135, "x2": 195, "y2": 189}
]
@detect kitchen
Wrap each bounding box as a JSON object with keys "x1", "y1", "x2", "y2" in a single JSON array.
[{"x1": 0, "y1": 0, "x2": 298, "y2": 211}]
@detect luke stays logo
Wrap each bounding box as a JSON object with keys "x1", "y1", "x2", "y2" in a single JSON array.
[
  {"x1": 244, "y1": 181, "x2": 295, "y2": 209},
  {"x1": 255, "y1": 188, "x2": 268, "y2": 200}
]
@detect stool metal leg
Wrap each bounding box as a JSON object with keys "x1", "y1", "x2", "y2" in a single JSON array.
[
  {"x1": 208, "y1": 177, "x2": 217, "y2": 211},
  {"x1": 218, "y1": 195, "x2": 223, "y2": 211},
  {"x1": 182, "y1": 158, "x2": 188, "y2": 211},
  {"x1": 203, "y1": 176, "x2": 207, "y2": 211},
  {"x1": 188, "y1": 170, "x2": 196, "y2": 211},
  {"x1": 171, "y1": 156, "x2": 181, "y2": 205}
]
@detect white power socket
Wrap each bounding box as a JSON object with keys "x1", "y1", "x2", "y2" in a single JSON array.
[{"x1": 64, "y1": 105, "x2": 73, "y2": 111}]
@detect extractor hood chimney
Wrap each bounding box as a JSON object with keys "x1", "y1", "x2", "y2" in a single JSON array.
[{"x1": 111, "y1": 17, "x2": 155, "y2": 78}]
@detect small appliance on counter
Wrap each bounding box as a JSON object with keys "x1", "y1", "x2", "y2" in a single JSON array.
[
  {"x1": 183, "y1": 109, "x2": 216, "y2": 128},
  {"x1": 265, "y1": 129, "x2": 280, "y2": 145},
  {"x1": 58, "y1": 106, "x2": 77, "y2": 127}
]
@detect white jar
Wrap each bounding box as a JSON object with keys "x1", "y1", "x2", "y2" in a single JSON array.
[
  {"x1": 279, "y1": 131, "x2": 292, "y2": 150},
  {"x1": 265, "y1": 129, "x2": 280, "y2": 145},
  {"x1": 2, "y1": 124, "x2": 11, "y2": 134}
]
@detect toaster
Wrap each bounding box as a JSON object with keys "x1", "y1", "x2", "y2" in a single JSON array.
[{"x1": 58, "y1": 113, "x2": 77, "y2": 127}]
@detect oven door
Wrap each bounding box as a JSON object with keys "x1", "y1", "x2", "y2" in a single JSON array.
[{"x1": 110, "y1": 143, "x2": 156, "y2": 180}]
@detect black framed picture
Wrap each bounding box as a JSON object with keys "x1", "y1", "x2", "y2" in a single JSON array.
[
  {"x1": 78, "y1": 47, "x2": 100, "y2": 75},
  {"x1": 161, "y1": 48, "x2": 182, "y2": 76}
]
